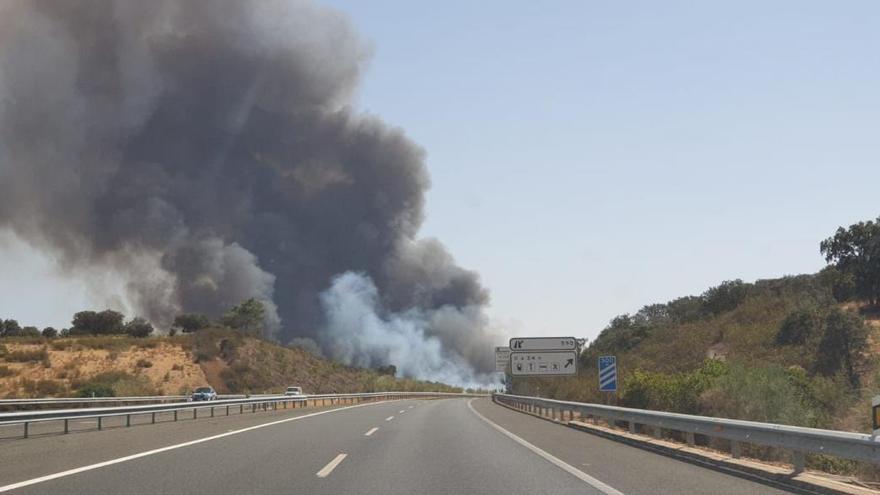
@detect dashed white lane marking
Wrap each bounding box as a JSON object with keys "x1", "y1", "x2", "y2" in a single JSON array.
[
  {"x1": 364, "y1": 427, "x2": 378, "y2": 436},
  {"x1": 0, "y1": 401, "x2": 380, "y2": 493},
  {"x1": 408, "y1": 406, "x2": 414, "y2": 409},
  {"x1": 399, "y1": 410, "x2": 405, "y2": 414},
  {"x1": 467, "y1": 399, "x2": 624, "y2": 495},
  {"x1": 316, "y1": 453, "x2": 347, "y2": 478},
  {"x1": 385, "y1": 416, "x2": 394, "y2": 421}
]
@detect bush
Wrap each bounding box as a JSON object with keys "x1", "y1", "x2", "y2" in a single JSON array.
[
  {"x1": 41, "y1": 327, "x2": 58, "y2": 338},
  {"x1": 73, "y1": 371, "x2": 156, "y2": 397},
  {"x1": 136, "y1": 358, "x2": 153, "y2": 368},
  {"x1": 21, "y1": 379, "x2": 65, "y2": 397},
  {"x1": 173, "y1": 313, "x2": 210, "y2": 333},
  {"x1": 124, "y1": 317, "x2": 153, "y2": 338},
  {"x1": 5, "y1": 347, "x2": 48, "y2": 362},
  {"x1": 0, "y1": 365, "x2": 12, "y2": 377},
  {"x1": 75, "y1": 383, "x2": 115, "y2": 398},
  {"x1": 776, "y1": 307, "x2": 822, "y2": 346}
]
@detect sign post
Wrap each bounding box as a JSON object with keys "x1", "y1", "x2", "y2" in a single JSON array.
[
  {"x1": 873, "y1": 396, "x2": 880, "y2": 440},
  {"x1": 598, "y1": 356, "x2": 617, "y2": 405},
  {"x1": 507, "y1": 337, "x2": 578, "y2": 378},
  {"x1": 510, "y1": 351, "x2": 577, "y2": 376},
  {"x1": 495, "y1": 346, "x2": 511, "y2": 373}
]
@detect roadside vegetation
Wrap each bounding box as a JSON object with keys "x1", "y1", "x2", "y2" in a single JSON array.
[
  {"x1": 0, "y1": 298, "x2": 463, "y2": 399},
  {"x1": 511, "y1": 215, "x2": 880, "y2": 478}
]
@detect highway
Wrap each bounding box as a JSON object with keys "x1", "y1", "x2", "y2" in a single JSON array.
[{"x1": 0, "y1": 398, "x2": 796, "y2": 494}]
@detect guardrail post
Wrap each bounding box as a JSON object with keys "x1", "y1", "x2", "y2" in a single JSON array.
[
  {"x1": 653, "y1": 425, "x2": 662, "y2": 439},
  {"x1": 240, "y1": 404, "x2": 243, "y2": 414},
  {"x1": 64, "y1": 418, "x2": 69, "y2": 434},
  {"x1": 211, "y1": 407, "x2": 215, "y2": 418},
  {"x1": 152, "y1": 412, "x2": 156, "y2": 424},
  {"x1": 731, "y1": 440, "x2": 741, "y2": 458},
  {"x1": 23, "y1": 421, "x2": 28, "y2": 439},
  {"x1": 792, "y1": 451, "x2": 805, "y2": 474},
  {"x1": 126, "y1": 414, "x2": 131, "y2": 427},
  {"x1": 226, "y1": 405, "x2": 230, "y2": 416},
  {"x1": 193, "y1": 409, "x2": 197, "y2": 420},
  {"x1": 629, "y1": 421, "x2": 636, "y2": 434},
  {"x1": 98, "y1": 416, "x2": 103, "y2": 430},
  {"x1": 174, "y1": 410, "x2": 178, "y2": 422},
  {"x1": 686, "y1": 431, "x2": 695, "y2": 446}
]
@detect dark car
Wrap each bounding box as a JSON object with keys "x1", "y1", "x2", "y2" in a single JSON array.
[{"x1": 190, "y1": 386, "x2": 217, "y2": 401}]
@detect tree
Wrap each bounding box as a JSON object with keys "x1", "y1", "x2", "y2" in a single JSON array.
[
  {"x1": 124, "y1": 317, "x2": 153, "y2": 338},
  {"x1": 775, "y1": 308, "x2": 821, "y2": 346},
  {"x1": 702, "y1": 280, "x2": 749, "y2": 315},
  {"x1": 42, "y1": 327, "x2": 58, "y2": 338},
  {"x1": 821, "y1": 217, "x2": 880, "y2": 305},
  {"x1": 814, "y1": 309, "x2": 868, "y2": 387},
  {"x1": 71, "y1": 310, "x2": 125, "y2": 335},
  {"x1": 2, "y1": 319, "x2": 21, "y2": 337},
  {"x1": 221, "y1": 298, "x2": 265, "y2": 335},
  {"x1": 21, "y1": 326, "x2": 41, "y2": 337},
  {"x1": 173, "y1": 313, "x2": 210, "y2": 333}
]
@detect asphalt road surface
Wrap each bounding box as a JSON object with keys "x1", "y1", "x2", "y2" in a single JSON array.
[{"x1": 0, "y1": 398, "x2": 795, "y2": 494}]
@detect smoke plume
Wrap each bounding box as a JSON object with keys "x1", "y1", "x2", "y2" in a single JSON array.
[{"x1": 0, "y1": 0, "x2": 497, "y2": 384}]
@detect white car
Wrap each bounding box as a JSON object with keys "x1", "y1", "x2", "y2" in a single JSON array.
[{"x1": 284, "y1": 386, "x2": 303, "y2": 396}]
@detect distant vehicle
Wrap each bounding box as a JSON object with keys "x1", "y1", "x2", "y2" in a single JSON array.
[
  {"x1": 190, "y1": 387, "x2": 217, "y2": 401},
  {"x1": 284, "y1": 386, "x2": 303, "y2": 396}
]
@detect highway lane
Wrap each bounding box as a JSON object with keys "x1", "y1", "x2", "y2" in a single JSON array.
[{"x1": 0, "y1": 397, "x2": 796, "y2": 494}]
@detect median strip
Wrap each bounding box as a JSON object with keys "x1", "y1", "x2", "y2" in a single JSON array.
[{"x1": 316, "y1": 453, "x2": 347, "y2": 478}]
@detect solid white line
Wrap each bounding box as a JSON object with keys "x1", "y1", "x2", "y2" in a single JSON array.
[
  {"x1": 364, "y1": 427, "x2": 378, "y2": 436},
  {"x1": 316, "y1": 453, "x2": 347, "y2": 478},
  {"x1": 385, "y1": 416, "x2": 394, "y2": 421},
  {"x1": 0, "y1": 401, "x2": 379, "y2": 493},
  {"x1": 466, "y1": 399, "x2": 624, "y2": 495}
]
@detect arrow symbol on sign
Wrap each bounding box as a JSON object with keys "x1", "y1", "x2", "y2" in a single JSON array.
[{"x1": 565, "y1": 359, "x2": 574, "y2": 368}]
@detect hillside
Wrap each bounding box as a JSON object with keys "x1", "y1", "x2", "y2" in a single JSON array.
[
  {"x1": 0, "y1": 328, "x2": 462, "y2": 398},
  {"x1": 511, "y1": 273, "x2": 880, "y2": 475}
]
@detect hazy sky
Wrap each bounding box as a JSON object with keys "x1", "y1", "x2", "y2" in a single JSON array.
[{"x1": 2, "y1": 1, "x2": 879, "y2": 342}]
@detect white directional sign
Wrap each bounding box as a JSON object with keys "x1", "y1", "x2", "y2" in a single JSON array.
[
  {"x1": 495, "y1": 346, "x2": 511, "y2": 373},
  {"x1": 510, "y1": 351, "x2": 577, "y2": 376},
  {"x1": 509, "y1": 337, "x2": 577, "y2": 351}
]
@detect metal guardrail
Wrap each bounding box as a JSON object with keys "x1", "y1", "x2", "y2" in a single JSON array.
[
  {"x1": 0, "y1": 392, "x2": 483, "y2": 439},
  {"x1": 494, "y1": 393, "x2": 880, "y2": 471},
  {"x1": 0, "y1": 394, "x2": 276, "y2": 409}
]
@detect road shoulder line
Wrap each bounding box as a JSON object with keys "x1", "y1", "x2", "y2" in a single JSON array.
[
  {"x1": 0, "y1": 401, "x2": 385, "y2": 493},
  {"x1": 466, "y1": 398, "x2": 624, "y2": 495}
]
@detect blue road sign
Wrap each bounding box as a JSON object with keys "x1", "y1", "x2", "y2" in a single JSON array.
[{"x1": 598, "y1": 356, "x2": 617, "y2": 392}]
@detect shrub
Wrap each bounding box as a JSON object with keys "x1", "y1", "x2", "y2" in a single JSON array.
[
  {"x1": 21, "y1": 379, "x2": 65, "y2": 397},
  {"x1": 75, "y1": 383, "x2": 115, "y2": 398},
  {"x1": 136, "y1": 358, "x2": 153, "y2": 368},
  {"x1": 776, "y1": 307, "x2": 822, "y2": 346},
  {"x1": 0, "y1": 365, "x2": 12, "y2": 377},
  {"x1": 124, "y1": 317, "x2": 153, "y2": 338},
  {"x1": 171, "y1": 363, "x2": 184, "y2": 371},
  {"x1": 0, "y1": 343, "x2": 7, "y2": 356},
  {"x1": 173, "y1": 313, "x2": 210, "y2": 333},
  {"x1": 5, "y1": 347, "x2": 48, "y2": 362},
  {"x1": 74, "y1": 371, "x2": 155, "y2": 397}
]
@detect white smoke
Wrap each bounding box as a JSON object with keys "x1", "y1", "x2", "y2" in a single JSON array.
[{"x1": 319, "y1": 272, "x2": 498, "y2": 388}]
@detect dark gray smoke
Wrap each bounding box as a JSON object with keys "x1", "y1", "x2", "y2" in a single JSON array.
[{"x1": 0, "y1": 0, "x2": 497, "y2": 384}]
